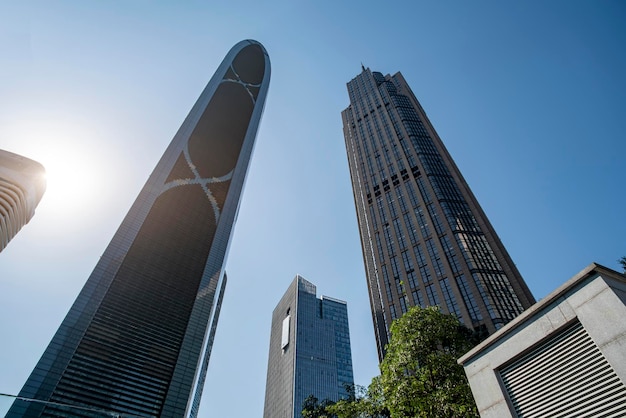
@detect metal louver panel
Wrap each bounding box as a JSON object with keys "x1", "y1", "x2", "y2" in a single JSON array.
[{"x1": 500, "y1": 321, "x2": 626, "y2": 418}]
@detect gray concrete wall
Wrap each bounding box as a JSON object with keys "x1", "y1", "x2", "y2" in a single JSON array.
[{"x1": 460, "y1": 268, "x2": 626, "y2": 417}]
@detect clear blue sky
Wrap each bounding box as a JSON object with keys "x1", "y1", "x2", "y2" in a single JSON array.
[{"x1": 1, "y1": 1, "x2": 624, "y2": 416}]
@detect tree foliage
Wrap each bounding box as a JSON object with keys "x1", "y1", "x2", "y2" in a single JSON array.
[
  {"x1": 305, "y1": 306, "x2": 479, "y2": 418},
  {"x1": 619, "y1": 256, "x2": 626, "y2": 273},
  {"x1": 326, "y1": 381, "x2": 390, "y2": 418},
  {"x1": 379, "y1": 306, "x2": 479, "y2": 417},
  {"x1": 302, "y1": 395, "x2": 336, "y2": 418}
]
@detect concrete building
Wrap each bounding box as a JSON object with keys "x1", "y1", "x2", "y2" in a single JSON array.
[
  {"x1": 342, "y1": 68, "x2": 535, "y2": 360},
  {"x1": 8, "y1": 40, "x2": 270, "y2": 418},
  {"x1": 263, "y1": 276, "x2": 354, "y2": 418},
  {"x1": 0, "y1": 150, "x2": 45, "y2": 252},
  {"x1": 459, "y1": 263, "x2": 626, "y2": 418}
]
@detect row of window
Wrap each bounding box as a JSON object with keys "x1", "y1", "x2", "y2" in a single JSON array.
[{"x1": 347, "y1": 71, "x2": 525, "y2": 334}]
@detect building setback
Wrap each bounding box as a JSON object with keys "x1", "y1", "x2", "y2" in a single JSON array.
[
  {"x1": 263, "y1": 276, "x2": 354, "y2": 418},
  {"x1": 0, "y1": 150, "x2": 46, "y2": 252},
  {"x1": 8, "y1": 40, "x2": 270, "y2": 418},
  {"x1": 342, "y1": 68, "x2": 535, "y2": 360}
]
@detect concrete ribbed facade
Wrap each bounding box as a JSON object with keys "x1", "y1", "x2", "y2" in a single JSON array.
[{"x1": 0, "y1": 150, "x2": 45, "y2": 252}]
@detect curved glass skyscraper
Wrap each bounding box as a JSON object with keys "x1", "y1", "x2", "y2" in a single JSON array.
[
  {"x1": 342, "y1": 68, "x2": 535, "y2": 360},
  {"x1": 9, "y1": 40, "x2": 270, "y2": 418}
]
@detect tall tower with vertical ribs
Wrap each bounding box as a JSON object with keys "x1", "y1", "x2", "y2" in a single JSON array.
[
  {"x1": 9, "y1": 40, "x2": 270, "y2": 418},
  {"x1": 342, "y1": 68, "x2": 534, "y2": 361}
]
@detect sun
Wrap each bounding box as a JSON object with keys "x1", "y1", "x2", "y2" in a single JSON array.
[
  {"x1": 10, "y1": 125, "x2": 115, "y2": 223},
  {"x1": 39, "y1": 144, "x2": 98, "y2": 214},
  {"x1": 3, "y1": 109, "x2": 146, "y2": 238}
]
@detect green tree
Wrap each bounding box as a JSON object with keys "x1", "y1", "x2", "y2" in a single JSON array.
[
  {"x1": 619, "y1": 256, "x2": 626, "y2": 273},
  {"x1": 379, "y1": 306, "x2": 479, "y2": 418},
  {"x1": 326, "y1": 382, "x2": 390, "y2": 418},
  {"x1": 302, "y1": 395, "x2": 336, "y2": 418},
  {"x1": 304, "y1": 306, "x2": 479, "y2": 418}
]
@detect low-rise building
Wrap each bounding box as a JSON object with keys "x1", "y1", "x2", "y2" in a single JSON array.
[{"x1": 459, "y1": 263, "x2": 626, "y2": 418}]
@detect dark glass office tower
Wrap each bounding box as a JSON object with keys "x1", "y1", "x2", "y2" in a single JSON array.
[
  {"x1": 263, "y1": 276, "x2": 354, "y2": 418},
  {"x1": 9, "y1": 40, "x2": 270, "y2": 418},
  {"x1": 342, "y1": 68, "x2": 535, "y2": 360}
]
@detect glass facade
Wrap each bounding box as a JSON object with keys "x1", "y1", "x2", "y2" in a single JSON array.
[
  {"x1": 342, "y1": 68, "x2": 535, "y2": 360},
  {"x1": 8, "y1": 40, "x2": 270, "y2": 418},
  {"x1": 263, "y1": 276, "x2": 354, "y2": 418}
]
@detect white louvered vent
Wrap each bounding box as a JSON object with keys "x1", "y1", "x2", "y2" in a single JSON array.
[{"x1": 499, "y1": 320, "x2": 626, "y2": 418}]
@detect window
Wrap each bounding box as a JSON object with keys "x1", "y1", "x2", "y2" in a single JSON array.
[{"x1": 281, "y1": 315, "x2": 290, "y2": 349}]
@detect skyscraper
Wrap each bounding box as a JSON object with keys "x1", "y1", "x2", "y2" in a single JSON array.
[
  {"x1": 8, "y1": 39, "x2": 270, "y2": 418},
  {"x1": 342, "y1": 68, "x2": 535, "y2": 360},
  {"x1": 0, "y1": 150, "x2": 46, "y2": 253},
  {"x1": 263, "y1": 276, "x2": 354, "y2": 418}
]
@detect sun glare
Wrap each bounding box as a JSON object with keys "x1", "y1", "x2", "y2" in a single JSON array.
[
  {"x1": 14, "y1": 126, "x2": 115, "y2": 222},
  {"x1": 41, "y1": 146, "x2": 97, "y2": 212}
]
